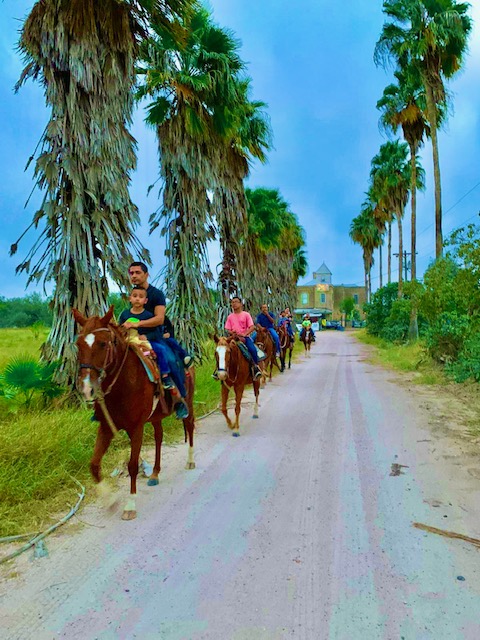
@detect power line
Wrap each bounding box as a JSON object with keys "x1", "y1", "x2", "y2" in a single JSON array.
[{"x1": 417, "y1": 179, "x2": 480, "y2": 238}]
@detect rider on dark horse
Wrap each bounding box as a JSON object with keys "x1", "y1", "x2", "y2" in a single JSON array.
[
  {"x1": 214, "y1": 296, "x2": 262, "y2": 381},
  {"x1": 124, "y1": 262, "x2": 189, "y2": 419},
  {"x1": 255, "y1": 303, "x2": 281, "y2": 358},
  {"x1": 300, "y1": 313, "x2": 316, "y2": 342}
]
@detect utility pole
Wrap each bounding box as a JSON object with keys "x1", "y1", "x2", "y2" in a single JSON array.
[{"x1": 394, "y1": 250, "x2": 412, "y2": 282}]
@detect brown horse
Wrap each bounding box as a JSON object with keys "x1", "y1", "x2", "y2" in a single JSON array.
[
  {"x1": 214, "y1": 336, "x2": 260, "y2": 436},
  {"x1": 300, "y1": 327, "x2": 315, "y2": 354},
  {"x1": 73, "y1": 306, "x2": 195, "y2": 521},
  {"x1": 277, "y1": 323, "x2": 294, "y2": 371},
  {"x1": 254, "y1": 325, "x2": 278, "y2": 382}
]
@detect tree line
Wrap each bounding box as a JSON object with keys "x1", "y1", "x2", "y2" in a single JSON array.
[
  {"x1": 349, "y1": 0, "x2": 472, "y2": 341},
  {"x1": 10, "y1": 1, "x2": 307, "y2": 382}
]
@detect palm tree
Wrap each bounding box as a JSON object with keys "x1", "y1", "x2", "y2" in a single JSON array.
[
  {"x1": 13, "y1": 0, "x2": 190, "y2": 383},
  {"x1": 377, "y1": 64, "x2": 427, "y2": 283},
  {"x1": 137, "y1": 7, "x2": 247, "y2": 356},
  {"x1": 214, "y1": 78, "x2": 272, "y2": 326},
  {"x1": 350, "y1": 206, "x2": 382, "y2": 302},
  {"x1": 242, "y1": 187, "x2": 304, "y2": 313},
  {"x1": 375, "y1": 0, "x2": 472, "y2": 259}
]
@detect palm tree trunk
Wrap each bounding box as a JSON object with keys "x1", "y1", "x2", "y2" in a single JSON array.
[
  {"x1": 425, "y1": 81, "x2": 443, "y2": 259},
  {"x1": 409, "y1": 142, "x2": 419, "y2": 341},
  {"x1": 388, "y1": 221, "x2": 392, "y2": 284},
  {"x1": 379, "y1": 242, "x2": 383, "y2": 289},
  {"x1": 397, "y1": 212, "x2": 403, "y2": 298}
]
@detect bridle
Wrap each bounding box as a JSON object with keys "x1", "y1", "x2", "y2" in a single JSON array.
[
  {"x1": 78, "y1": 325, "x2": 130, "y2": 397},
  {"x1": 217, "y1": 339, "x2": 240, "y2": 386},
  {"x1": 77, "y1": 325, "x2": 130, "y2": 436}
]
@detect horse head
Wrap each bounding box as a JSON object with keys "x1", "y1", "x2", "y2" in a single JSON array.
[
  {"x1": 72, "y1": 306, "x2": 118, "y2": 401},
  {"x1": 214, "y1": 335, "x2": 234, "y2": 382}
]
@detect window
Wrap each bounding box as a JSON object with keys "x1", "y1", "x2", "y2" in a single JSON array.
[
  {"x1": 301, "y1": 292, "x2": 308, "y2": 305},
  {"x1": 320, "y1": 293, "x2": 326, "y2": 303},
  {"x1": 353, "y1": 294, "x2": 359, "y2": 304}
]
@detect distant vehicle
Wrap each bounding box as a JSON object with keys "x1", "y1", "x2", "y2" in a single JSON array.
[
  {"x1": 325, "y1": 320, "x2": 341, "y2": 329},
  {"x1": 351, "y1": 320, "x2": 366, "y2": 328}
]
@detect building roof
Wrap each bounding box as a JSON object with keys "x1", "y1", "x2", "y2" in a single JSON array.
[
  {"x1": 336, "y1": 283, "x2": 363, "y2": 288},
  {"x1": 313, "y1": 262, "x2": 332, "y2": 275}
]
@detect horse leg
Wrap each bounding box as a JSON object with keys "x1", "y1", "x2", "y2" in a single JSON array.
[
  {"x1": 184, "y1": 413, "x2": 196, "y2": 470},
  {"x1": 91, "y1": 424, "x2": 117, "y2": 508},
  {"x1": 221, "y1": 382, "x2": 233, "y2": 430},
  {"x1": 232, "y1": 384, "x2": 245, "y2": 437},
  {"x1": 147, "y1": 416, "x2": 163, "y2": 486},
  {"x1": 288, "y1": 347, "x2": 293, "y2": 369},
  {"x1": 122, "y1": 426, "x2": 144, "y2": 521},
  {"x1": 252, "y1": 380, "x2": 260, "y2": 419}
]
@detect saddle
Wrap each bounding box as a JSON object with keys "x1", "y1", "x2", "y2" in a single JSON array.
[
  {"x1": 235, "y1": 340, "x2": 266, "y2": 363},
  {"x1": 128, "y1": 342, "x2": 160, "y2": 381}
]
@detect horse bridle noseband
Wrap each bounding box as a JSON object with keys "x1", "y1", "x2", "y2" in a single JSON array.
[{"x1": 78, "y1": 327, "x2": 116, "y2": 381}]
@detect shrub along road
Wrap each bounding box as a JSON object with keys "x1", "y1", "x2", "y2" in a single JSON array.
[{"x1": 2, "y1": 331, "x2": 480, "y2": 638}]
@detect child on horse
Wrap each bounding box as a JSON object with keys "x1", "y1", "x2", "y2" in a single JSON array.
[
  {"x1": 300, "y1": 313, "x2": 315, "y2": 342},
  {"x1": 124, "y1": 262, "x2": 189, "y2": 420},
  {"x1": 214, "y1": 296, "x2": 262, "y2": 380}
]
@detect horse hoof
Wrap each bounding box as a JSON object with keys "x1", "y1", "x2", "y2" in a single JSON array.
[
  {"x1": 185, "y1": 462, "x2": 196, "y2": 470},
  {"x1": 252, "y1": 414, "x2": 259, "y2": 419},
  {"x1": 147, "y1": 477, "x2": 159, "y2": 486},
  {"x1": 121, "y1": 510, "x2": 137, "y2": 521},
  {"x1": 232, "y1": 432, "x2": 240, "y2": 437}
]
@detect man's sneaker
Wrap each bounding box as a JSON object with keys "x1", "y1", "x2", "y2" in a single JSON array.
[
  {"x1": 276, "y1": 351, "x2": 281, "y2": 358},
  {"x1": 162, "y1": 375, "x2": 175, "y2": 390},
  {"x1": 252, "y1": 366, "x2": 262, "y2": 380},
  {"x1": 211, "y1": 370, "x2": 219, "y2": 380},
  {"x1": 183, "y1": 355, "x2": 193, "y2": 367},
  {"x1": 174, "y1": 402, "x2": 189, "y2": 420}
]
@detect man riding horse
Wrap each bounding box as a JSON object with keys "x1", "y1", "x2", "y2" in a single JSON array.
[
  {"x1": 255, "y1": 303, "x2": 281, "y2": 358},
  {"x1": 124, "y1": 262, "x2": 189, "y2": 419}
]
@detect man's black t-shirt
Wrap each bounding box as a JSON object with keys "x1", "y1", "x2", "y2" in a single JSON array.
[
  {"x1": 118, "y1": 309, "x2": 161, "y2": 342},
  {"x1": 145, "y1": 285, "x2": 166, "y2": 315}
]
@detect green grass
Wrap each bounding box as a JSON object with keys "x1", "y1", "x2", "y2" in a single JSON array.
[
  {"x1": 0, "y1": 327, "x2": 50, "y2": 370},
  {"x1": 354, "y1": 329, "x2": 447, "y2": 385},
  {"x1": 0, "y1": 330, "x2": 220, "y2": 538}
]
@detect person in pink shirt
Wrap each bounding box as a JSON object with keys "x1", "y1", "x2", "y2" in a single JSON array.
[{"x1": 215, "y1": 296, "x2": 262, "y2": 380}]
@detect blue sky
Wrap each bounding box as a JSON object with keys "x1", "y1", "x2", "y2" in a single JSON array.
[{"x1": 1, "y1": 0, "x2": 479, "y2": 298}]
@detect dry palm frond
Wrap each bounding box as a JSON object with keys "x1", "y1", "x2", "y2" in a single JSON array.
[{"x1": 15, "y1": 0, "x2": 149, "y2": 384}]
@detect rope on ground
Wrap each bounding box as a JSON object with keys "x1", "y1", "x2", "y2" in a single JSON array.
[{"x1": 0, "y1": 478, "x2": 85, "y2": 565}]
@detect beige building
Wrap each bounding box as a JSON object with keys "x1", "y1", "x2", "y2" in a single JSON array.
[{"x1": 295, "y1": 263, "x2": 365, "y2": 322}]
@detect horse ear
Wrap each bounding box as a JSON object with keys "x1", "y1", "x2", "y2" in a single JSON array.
[
  {"x1": 213, "y1": 334, "x2": 219, "y2": 344},
  {"x1": 72, "y1": 308, "x2": 87, "y2": 327},
  {"x1": 101, "y1": 305, "x2": 115, "y2": 326}
]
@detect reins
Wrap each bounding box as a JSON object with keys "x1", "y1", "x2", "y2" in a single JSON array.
[{"x1": 79, "y1": 325, "x2": 131, "y2": 437}]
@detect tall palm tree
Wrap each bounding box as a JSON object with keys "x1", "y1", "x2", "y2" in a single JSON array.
[
  {"x1": 13, "y1": 0, "x2": 190, "y2": 384},
  {"x1": 350, "y1": 206, "x2": 382, "y2": 302},
  {"x1": 137, "y1": 7, "x2": 246, "y2": 356},
  {"x1": 377, "y1": 64, "x2": 427, "y2": 283},
  {"x1": 243, "y1": 187, "x2": 304, "y2": 313},
  {"x1": 370, "y1": 141, "x2": 418, "y2": 298},
  {"x1": 375, "y1": 0, "x2": 472, "y2": 259},
  {"x1": 214, "y1": 78, "x2": 272, "y2": 326}
]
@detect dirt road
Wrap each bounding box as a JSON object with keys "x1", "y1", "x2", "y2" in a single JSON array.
[{"x1": 2, "y1": 331, "x2": 480, "y2": 639}]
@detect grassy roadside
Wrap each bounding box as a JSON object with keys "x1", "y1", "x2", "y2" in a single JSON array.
[
  {"x1": 0, "y1": 331, "x2": 303, "y2": 537},
  {"x1": 352, "y1": 329, "x2": 480, "y2": 441},
  {"x1": 353, "y1": 329, "x2": 447, "y2": 385},
  {"x1": 0, "y1": 330, "x2": 219, "y2": 538}
]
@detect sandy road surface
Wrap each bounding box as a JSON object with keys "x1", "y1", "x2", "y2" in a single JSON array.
[{"x1": 2, "y1": 331, "x2": 480, "y2": 639}]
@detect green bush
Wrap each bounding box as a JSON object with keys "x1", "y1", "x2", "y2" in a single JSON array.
[
  {"x1": 381, "y1": 297, "x2": 412, "y2": 343},
  {"x1": 0, "y1": 293, "x2": 52, "y2": 328},
  {"x1": 0, "y1": 356, "x2": 63, "y2": 408},
  {"x1": 424, "y1": 312, "x2": 470, "y2": 363},
  {"x1": 364, "y1": 282, "x2": 399, "y2": 336},
  {"x1": 446, "y1": 328, "x2": 480, "y2": 382}
]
